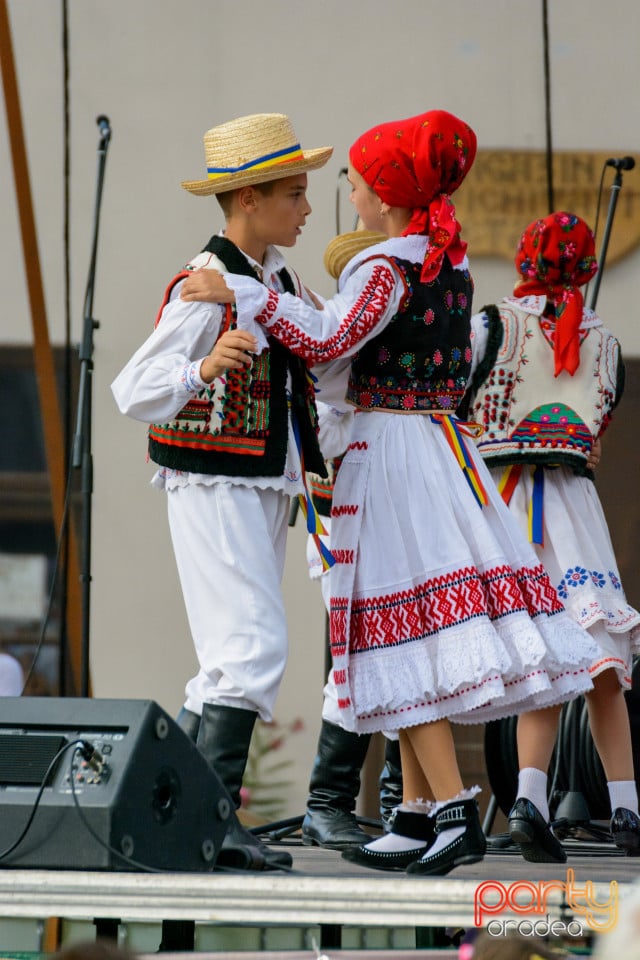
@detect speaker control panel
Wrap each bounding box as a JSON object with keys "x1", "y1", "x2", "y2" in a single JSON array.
[{"x1": 59, "y1": 732, "x2": 125, "y2": 793}]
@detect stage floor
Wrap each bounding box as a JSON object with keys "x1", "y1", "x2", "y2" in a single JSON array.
[{"x1": 0, "y1": 830, "x2": 637, "y2": 954}]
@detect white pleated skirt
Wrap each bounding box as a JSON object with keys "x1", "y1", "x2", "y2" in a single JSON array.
[
  {"x1": 488, "y1": 463, "x2": 640, "y2": 690},
  {"x1": 327, "y1": 412, "x2": 598, "y2": 735}
]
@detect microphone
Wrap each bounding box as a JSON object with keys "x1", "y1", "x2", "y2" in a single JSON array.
[
  {"x1": 96, "y1": 114, "x2": 111, "y2": 142},
  {"x1": 605, "y1": 156, "x2": 635, "y2": 171}
]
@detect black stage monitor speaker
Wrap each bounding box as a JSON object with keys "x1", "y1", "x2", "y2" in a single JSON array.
[{"x1": 0, "y1": 697, "x2": 231, "y2": 871}]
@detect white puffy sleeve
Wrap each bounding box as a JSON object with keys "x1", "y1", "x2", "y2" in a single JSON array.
[{"x1": 111, "y1": 282, "x2": 224, "y2": 423}]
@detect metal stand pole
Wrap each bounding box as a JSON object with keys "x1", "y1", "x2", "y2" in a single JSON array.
[{"x1": 71, "y1": 116, "x2": 112, "y2": 697}]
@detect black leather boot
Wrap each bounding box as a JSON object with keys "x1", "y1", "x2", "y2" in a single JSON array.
[
  {"x1": 379, "y1": 738, "x2": 403, "y2": 830},
  {"x1": 175, "y1": 706, "x2": 200, "y2": 742},
  {"x1": 302, "y1": 720, "x2": 373, "y2": 849},
  {"x1": 196, "y1": 703, "x2": 293, "y2": 870}
]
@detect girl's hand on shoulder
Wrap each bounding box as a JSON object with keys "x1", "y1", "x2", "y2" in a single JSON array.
[{"x1": 181, "y1": 268, "x2": 235, "y2": 304}]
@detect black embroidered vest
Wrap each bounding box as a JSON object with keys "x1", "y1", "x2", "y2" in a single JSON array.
[
  {"x1": 148, "y1": 236, "x2": 326, "y2": 478},
  {"x1": 346, "y1": 256, "x2": 473, "y2": 412}
]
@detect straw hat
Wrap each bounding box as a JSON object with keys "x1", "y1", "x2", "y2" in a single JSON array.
[
  {"x1": 181, "y1": 113, "x2": 333, "y2": 196},
  {"x1": 323, "y1": 228, "x2": 386, "y2": 280}
]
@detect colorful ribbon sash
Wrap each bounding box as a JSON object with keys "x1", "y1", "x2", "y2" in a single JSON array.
[
  {"x1": 291, "y1": 400, "x2": 335, "y2": 572},
  {"x1": 498, "y1": 463, "x2": 545, "y2": 546},
  {"x1": 430, "y1": 414, "x2": 488, "y2": 508}
]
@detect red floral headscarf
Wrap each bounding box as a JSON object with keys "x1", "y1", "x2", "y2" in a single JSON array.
[
  {"x1": 348, "y1": 110, "x2": 477, "y2": 283},
  {"x1": 514, "y1": 212, "x2": 598, "y2": 376}
]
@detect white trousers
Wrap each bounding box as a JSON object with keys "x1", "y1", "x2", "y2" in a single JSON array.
[{"x1": 167, "y1": 482, "x2": 290, "y2": 721}]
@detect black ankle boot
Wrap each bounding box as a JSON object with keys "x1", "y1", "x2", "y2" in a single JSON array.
[
  {"x1": 406, "y1": 798, "x2": 486, "y2": 876},
  {"x1": 196, "y1": 703, "x2": 292, "y2": 870},
  {"x1": 175, "y1": 706, "x2": 200, "y2": 742},
  {"x1": 302, "y1": 720, "x2": 373, "y2": 849},
  {"x1": 379, "y1": 738, "x2": 403, "y2": 831},
  {"x1": 342, "y1": 808, "x2": 434, "y2": 871}
]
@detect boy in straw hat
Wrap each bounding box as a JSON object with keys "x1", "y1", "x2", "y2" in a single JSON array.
[
  {"x1": 112, "y1": 113, "x2": 332, "y2": 871},
  {"x1": 181, "y1": 109, "x2": 598, "y2": 876}
]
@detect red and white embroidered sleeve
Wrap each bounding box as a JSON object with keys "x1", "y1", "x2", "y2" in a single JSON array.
[{"x1": 254, "y1": 261, "x2": 402, "y2": 363}]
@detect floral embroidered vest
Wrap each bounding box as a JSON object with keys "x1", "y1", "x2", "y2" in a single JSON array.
[
  {"x1": 148, "y1": 236, "x2": 326, "y2": 479},
  {"x1": 469, "y1": 299, "x2": 624, "y2": 475},
  {"x1": 345, "y1": 256, "x2": 473, "y2": 412}
]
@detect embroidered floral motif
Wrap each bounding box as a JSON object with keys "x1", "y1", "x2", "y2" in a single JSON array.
[
  {"x1": 510, "y1": 403, "x2": 592, "y2": 453},
  {"x1": 346, "y1": 256, "x2": 472, "y2": 413},
  {"x1": 399, "y1": 352, "x2": 416, "y2": 369},
  {"x1": 565, "y1": 567, "x2": 589, "y2": 588},
  {"x1": 557, "y1": 565, "x2": 622, "y2": 598}
]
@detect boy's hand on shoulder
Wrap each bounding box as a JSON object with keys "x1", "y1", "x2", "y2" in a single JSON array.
[
  {"x1": 181, "y1": 268, "x2": 235, "y2": 304},
  {"x1": 200, "y1": 330, "x2": 258, "y2": 383}
]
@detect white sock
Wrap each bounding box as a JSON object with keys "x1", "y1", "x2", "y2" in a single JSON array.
[
  {"x1": 608, "y1": 780, "x2": 639, "y2": 815},
  {"x1": 517, "y1": 767, "x2": 549, "y2": 821},
  {"x1": 361, "y1": 832, "x2": 428, "y2": 854},
  {"x1": 361, "y1": 804, "x2": 431, "y2": 854},
  {"x1": 418, "y1": 826, "x2": 464, "y2": 860}
]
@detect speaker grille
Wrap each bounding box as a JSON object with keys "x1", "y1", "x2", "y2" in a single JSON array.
[{"x1": 0, "y1": 733, "x2": 67, "y2": 786}]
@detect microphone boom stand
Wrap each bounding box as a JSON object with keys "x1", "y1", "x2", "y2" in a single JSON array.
[
  {"x1": 588, "y1": 162, "x2": 631, "y2": 310},
  {"x1": 71, "y1": 116, "x2": 111, "y2": 697}
]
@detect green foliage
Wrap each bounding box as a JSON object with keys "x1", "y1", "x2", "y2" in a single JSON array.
[{"x1": 240, "y1": 717, "x2": 304, "y2": 822}]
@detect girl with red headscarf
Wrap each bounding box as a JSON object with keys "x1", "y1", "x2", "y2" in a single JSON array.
[
  {"x1": 181, "y1": 113, "x2": 598, "y2": 875},
  {"x1": 467, "y1": 211, "x2": 640, "y2": 858}
]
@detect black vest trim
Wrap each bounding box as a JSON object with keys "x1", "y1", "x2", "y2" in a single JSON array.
[
  {"x1": 148, "y1": 235, "x2": 325, "y2": 479},
  {"x1": 468, "y1": 303, "x2": 504, "y2": 401}
]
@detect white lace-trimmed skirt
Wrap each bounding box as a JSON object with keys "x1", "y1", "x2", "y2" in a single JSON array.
[
  {"x1": 488, "y1": 463, "x2": 640, "y2": 690},
  {"x1": 327, "y1": 412, "x2": 598, "y2": 735}
]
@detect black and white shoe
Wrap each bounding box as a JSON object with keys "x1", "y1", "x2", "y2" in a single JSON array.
[
  {"x1": 406, "y1": 798, "x2": 486, "y2": 877},
  {"x1": 341, "y1": 808, "x2": 434, "y2": 872}
]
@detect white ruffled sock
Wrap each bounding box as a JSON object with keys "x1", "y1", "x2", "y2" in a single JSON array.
[
  {"x1": 608, "y1": 780, "x2": 639, "y2": 815},
  {"x1": 517, "y1": 767, "x2": 549, "y2": 822}
]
